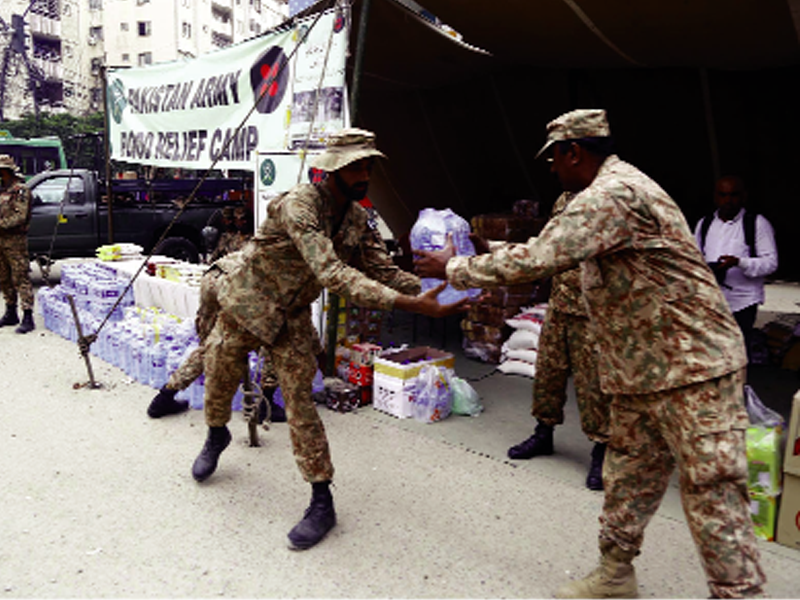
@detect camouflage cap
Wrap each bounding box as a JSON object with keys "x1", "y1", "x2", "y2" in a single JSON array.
[
  {"x1": 310, "y1": 128, "x2": 386, "y2": 172},
  {"x1": 535, "y1": 109, "x2": 611, "y2": 159},
  {"x1": 0, "y1": 154, "x2": 23, "y2": 177}
]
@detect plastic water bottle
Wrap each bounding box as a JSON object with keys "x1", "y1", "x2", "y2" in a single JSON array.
[
  {"x1": 409, "y1": 208, "x2": 481, "y2": 303},
  {"x1": 130, "y1": 334, "x2": 143, "y2": 381},
  {"x1": 150, "y1": 342, "x2": 168, "y2": 389}
]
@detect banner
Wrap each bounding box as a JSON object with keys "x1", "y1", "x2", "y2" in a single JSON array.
[
  {"x1": 253, "y1": 151, "x2": 321, "y2": 226},
  {"x1": 106, "y1": 7, "x2": 349, "y2": 171}
]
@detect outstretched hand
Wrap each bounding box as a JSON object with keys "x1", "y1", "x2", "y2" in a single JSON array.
[
  {"x1": 394, "y1": 282, "x2": 470, "y2": 318},
  {"x1": 413, "y1": 234, "x2": 456, "y2": 279}
]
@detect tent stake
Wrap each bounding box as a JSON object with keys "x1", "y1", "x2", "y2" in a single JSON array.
[{"x1": 67, "y1": 294, "x2": 100, "y2": 390}]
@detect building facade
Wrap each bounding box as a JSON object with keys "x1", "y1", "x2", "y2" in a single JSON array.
[{"x1": 1, "y1": 0, "x2": 288, "y2": 121}]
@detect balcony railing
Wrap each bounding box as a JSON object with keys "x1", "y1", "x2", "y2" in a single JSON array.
[{"x1": 29, "y1": 13, "x2": 62, "y2": 37}]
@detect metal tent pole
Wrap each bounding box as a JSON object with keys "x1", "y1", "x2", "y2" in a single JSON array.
[{"x1": 324, "y1": 0, "x2": 373, "y2": 377}]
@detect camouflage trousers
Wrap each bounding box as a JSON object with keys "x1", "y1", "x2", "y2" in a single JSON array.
[
  {"x1": 203, "y1": 308, "x2": 333, "y2": 483},
  {"x1": 166, "y1": 266, "x2": 224, "y2": 391},
  {"x1": 167, "y1": 266, "x2": 280, "y2": 391},
  {"x1": 0, "y1": 235, "x2": 34, "y2": 311},
  {"x1": 531, "y1": 309, "x2": 610, "y2": 442},
  {"x1": 600, "y1": 369, "x2": 766, "y2": 598}
]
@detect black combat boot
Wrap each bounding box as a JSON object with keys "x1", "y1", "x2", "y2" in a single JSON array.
[
  {"x1": 147, "y1": 386, "x2": 190, "y2": 418},
  {"x1": 0, "y1": 304, "x2": 19, "y2": 327},
  {"x1": 192, "y1": 425, "x2": 232, "y2": 482},
  {"x1": 15, "y1": 309, "x2": 34, "y2": 334},
  {"x1": 586, "y1": 442, "x2": 607, "y2": 491},
  {"x1": 507, "y1": 421, "x2": 555, "y2": 459},
  {"x1": 287, "y1": 481, "x2": 337, "y2": 550}
]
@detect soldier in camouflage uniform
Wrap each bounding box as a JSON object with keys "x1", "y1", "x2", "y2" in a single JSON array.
[
  {"x1": 146, "y1": 251, "x2": 250, "y2": 417},
  {"x1": 415, "y1": 109, "x2": 765, "y2": 599},
  {"x1": 147, "y1": 204, "x2": 259, "y2": 419},
  {"x1": 507, "y1": 192, "x2": 611, "y2": 491},
  {"x1": 210, "y1": 206, "x2": 252, "y2": 262},
  {"x1": 192, "y1": 128, "x2": 467, "y2": 551},
  {"x1": 0, "y1": 155, "x2": 35, "y2": 334}
]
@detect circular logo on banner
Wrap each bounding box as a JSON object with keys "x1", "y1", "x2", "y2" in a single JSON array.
[
  {"x1": 334, "y1": 10, "x2": 346, "y2": 33},
  {"x1": 260, "y1": 158, "x2": 277, "y2": 187},
  {"x1": 108, "y1": 79, "x2": 127, "y2": 124},
  {"x1": 250, "y1": 46, "x2": 289, "y2": 114}
]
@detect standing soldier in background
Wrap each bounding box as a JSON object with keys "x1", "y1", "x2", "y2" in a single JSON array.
[
  {"x1": 415, "y1": 109, "x2": 765, "y2": 599},
  {"x1": 0, "y1": 155, "x2": 35, "y2": 334},
  {"x1": 507, "y1": 191, "x2": 611, "y2": 491}
]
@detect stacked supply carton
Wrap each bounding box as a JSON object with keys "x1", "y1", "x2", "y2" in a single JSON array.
[
  {"x1": 464, "y1": 209, "x2": 548, "y2": 364},
  {"x1": 373, "y1": 346, "x2": 454, "y2": 418},
  {"x1": 777, "y1": 391, "x2": 800, "y2": 549}
]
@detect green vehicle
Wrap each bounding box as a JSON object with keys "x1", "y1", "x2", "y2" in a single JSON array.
[{"x1": 0, "y1": 130, "x2": 68, "y2": 180}]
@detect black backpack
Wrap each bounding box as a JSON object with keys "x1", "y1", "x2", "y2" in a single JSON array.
[{"x1": 699, "y1": 210, "x2": 758, "y2": 258}]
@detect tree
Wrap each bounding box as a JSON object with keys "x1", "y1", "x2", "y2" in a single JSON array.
[{"x1": 3, "y1": 112, "x2": 105, "y2": 170}]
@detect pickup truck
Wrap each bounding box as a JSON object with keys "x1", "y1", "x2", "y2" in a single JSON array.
[{"x1": 26, "y1": 169, "x2": 249, "y2": 264}]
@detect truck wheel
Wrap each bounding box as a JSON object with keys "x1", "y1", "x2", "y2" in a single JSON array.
[{"x1": 154, "y1": 237, "x2": 200, "y2": 264}]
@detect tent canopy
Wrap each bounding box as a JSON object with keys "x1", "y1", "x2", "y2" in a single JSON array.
[
  {"x1": 298, "y1": 0, "x2": 800, "y2": 279},
  {"x1": 417, "y1": 0, "x2": 800, "y2": 69}
]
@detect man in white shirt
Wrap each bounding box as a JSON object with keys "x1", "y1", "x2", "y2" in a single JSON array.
[{"x1": 694, "y1": 176, "x2": 778, "y2": 359}]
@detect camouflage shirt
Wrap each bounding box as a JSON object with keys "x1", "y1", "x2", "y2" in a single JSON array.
[
  {"x1": 210, "y1": 230, "x2": 251, "y2": 262},
  {"x1": 0, "y1": 179, "x2": 32, "y2": 236},
  {"x1": 547, "y1": 192, "x2": 586, "y2": 317},
  {"x1": 448, "y1": 155, "x2": 746, "y2": 394},
  {"x1": 217, "y1": 182, "x2": 420, "y2": 344}
]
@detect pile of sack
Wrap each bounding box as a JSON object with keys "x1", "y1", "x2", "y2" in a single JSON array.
[{"x1": 496, "y1": 304, "x2": 548, "y2": 378}]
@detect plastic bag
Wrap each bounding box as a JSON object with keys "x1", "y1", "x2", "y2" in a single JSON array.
[
  {"x1": 451, "y1": 376, "x2": 483, "y2": 416},
  {"x1": 411, "y1": 364, "x2": 453, "y2": 423},
  {"x1": 745, "y1": 385, "x2": 784, "y2": 428},
  {"x1": 744, "y1": 384, "x2": 785, "y2": 497},
  {"x1": 409, "y1": 208, "x2": 481, "y2": 304}
]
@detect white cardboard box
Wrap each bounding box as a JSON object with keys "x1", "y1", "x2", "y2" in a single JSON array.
[
  {"x1": 372, "y1": 347, "x2": 454, "y2": 418},
  {"x1": 373, "y1": 372, "x2": 416, "y2": 419},
  {"x1": 777, "y1": 391, "x2": 800, "y2": 549}
]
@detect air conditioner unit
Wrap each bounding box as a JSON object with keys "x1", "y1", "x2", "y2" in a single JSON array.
[{"x1": 88, "y1": 36, "x2": 97, "y2": 46}]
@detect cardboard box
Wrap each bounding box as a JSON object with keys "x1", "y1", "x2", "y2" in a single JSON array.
[
  {"x1": 776, "y1": 473, "x2": 800, "y2": 550},
  {"x1": 749, "y1": 491, "x2": 779, "y2": 542},
  {"x1": 373, "y1": 371, "x2": 416, "y2": 418},
  {"x1": 746, "y1": 426, "x2": 783, "y2": 495},
  {"x1": 783, "y1": 390, "x2": 800, "y2": 475},
  {"x1": 373, "y1": 346, "x2": 454, "y2": 381}
]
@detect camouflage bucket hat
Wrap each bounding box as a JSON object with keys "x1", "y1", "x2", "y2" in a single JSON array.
[
  {"x1": 310, "y1": 128, "x2": 386, "y2": 172},
  {"x1": 535, "y1": 109, "x2": 611, "y2": 159},
  {"x1": 0, "y1": 154, "x2": 23, "y2": 177}
]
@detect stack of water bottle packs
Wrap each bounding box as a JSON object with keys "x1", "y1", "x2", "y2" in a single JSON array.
[{"x1": 36, "y1": 261, "x2": 257, "y2": 410}]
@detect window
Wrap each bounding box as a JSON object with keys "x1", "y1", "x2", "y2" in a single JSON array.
[
  {"x1": 137, "y1": 0, "x2": 150, "y2": 5},
  {"x1": 91, "y1": 57, "x2": 103, "y2": 74},
  {"x1": 137, "y1": 52, "x2": 152, "y2": 66},
  {"x1": 211, "y1": 32, "x2": 232, "y2": 48},
  {"x1": 122, "y1": 53, "x2": 130, "y2": 62},
  {"x1": 182, "y1": 22, "x2": 191, "y2": 38},
  {"x1": 91, "y1": 88, "x2": 103, "y2": 104},
  {"x1": 138, "y1": 21, "x2": 152, "y2": 36},
  {"x1": 89, "y1": 0, "x2": 102, "y2": 10},
  {"x1": 121, "y1": 22, "x2": 129, "y2": 31},
  {"x1": 89, "y1": 26, "x2": 103, "y2": 40},
  {"x1": 33, "y1": 177, "x2": 85, "y2": 206}
]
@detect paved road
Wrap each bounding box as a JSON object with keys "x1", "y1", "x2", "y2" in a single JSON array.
[{"x1": 1, "y1": 301, "x2": 799, "y2": 598}]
